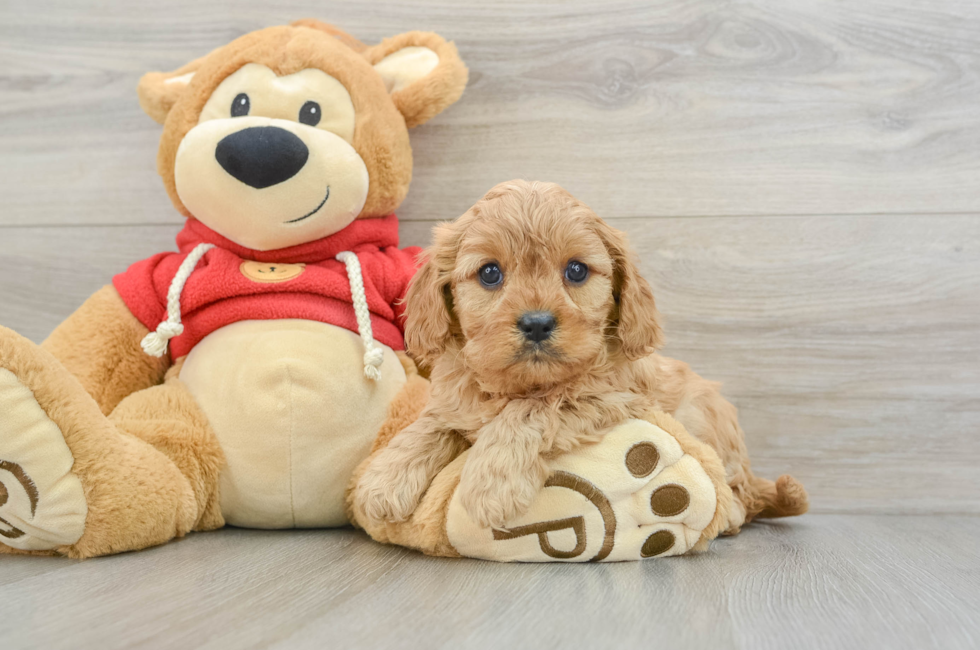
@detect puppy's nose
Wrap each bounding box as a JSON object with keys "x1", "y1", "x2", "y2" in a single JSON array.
[
  {"x1": 518, "y1": 311, "x2": 556, "y2": 342},
  {"x1": 215, "y1": 126, "x2": 309, "y2": 189}
]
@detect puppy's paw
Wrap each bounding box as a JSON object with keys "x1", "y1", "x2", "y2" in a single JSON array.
[
  {"x1": 457, "y1": 457, "x2": 544, "y2": 530},
  {"x1": 354, "y1": 453, "x2": 432, "y2": 525}
]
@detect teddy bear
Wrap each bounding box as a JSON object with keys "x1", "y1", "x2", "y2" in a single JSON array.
[{"x1": 0, "y1": 19, "x2": 468, "y2": 558}]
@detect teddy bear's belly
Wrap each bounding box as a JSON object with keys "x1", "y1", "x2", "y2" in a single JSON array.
[{"x1": 179, "y1": 319, "x2": 407, "y2": 529}]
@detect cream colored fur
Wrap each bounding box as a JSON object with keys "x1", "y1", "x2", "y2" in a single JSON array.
[
  {"x1": 0, "y1": 369, "x2": 86, "y2": 550},
  {"x1": 446, "y1": 417, "x2": 722, "y2": 561},
  {"x1": 179, "y1": 320, "x2": 406, "y2": 528}
]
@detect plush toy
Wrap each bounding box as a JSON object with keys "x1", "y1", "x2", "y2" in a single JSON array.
[
  {"x1": 350, "y1": 402, "x2": 733, "y2": 561},
  {"x1": 0, "y1": 20, "x2": 467, "y2": 557}
]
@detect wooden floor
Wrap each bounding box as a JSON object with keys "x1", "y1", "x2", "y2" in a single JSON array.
[
  {"x1": 2, "y1": 517, "x2": 978, "y2": 650},
  {"x1": 1, "y1": 0, "x2": 979, "y2": 648}
]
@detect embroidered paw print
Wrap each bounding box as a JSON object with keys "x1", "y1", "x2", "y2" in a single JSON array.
[
  {"x1": 446, "y1": 418, "x2": 718, "y2": 562},
  {"x1": 624, "y1": 441, "x2": 699, "y2": 557}
]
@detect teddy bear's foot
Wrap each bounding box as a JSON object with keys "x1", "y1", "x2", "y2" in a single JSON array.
[
  {"x1": 0, "y1": 339, "x2": 86, "y2": 551},
  {"x1": 445, "y1": 416, "x2": 731, "y2": 562},
  {"x1": 0, "y1": 325, "x2": 216, "y2": 558}
]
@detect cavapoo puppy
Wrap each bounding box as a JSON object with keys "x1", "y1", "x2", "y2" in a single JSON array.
[{"x1": 355, "y1": 180, "x2": 808, "y2": 533}]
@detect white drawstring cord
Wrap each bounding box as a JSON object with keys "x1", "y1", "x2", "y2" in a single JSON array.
[
  {"x1": 336, "y1": 251, "x2": 384, "y2": 381},
  {"x1": 139, "y1": 244, "x2": 384, "y2": 381},
  {"x1": 141, "y1": 243, "x2": 215, "y2": 358}
]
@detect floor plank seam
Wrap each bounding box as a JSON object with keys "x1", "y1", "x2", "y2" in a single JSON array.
[{"x1": 3, "y1": 211, "x2": 980, "y2": 230}]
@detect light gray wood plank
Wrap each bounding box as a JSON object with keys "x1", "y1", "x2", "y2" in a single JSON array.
[
  {"x1": 1, "y1": 214, "x2": 977, "y2": 514},
  {"x1": 631, "y1": 213, "x2": 980, "y2": 514},
  {"x1": 0, "y1": 516, "x2": 978, "y2": 650},
  {"x1": 2, "y1": 0, "x2": 980, "y2": 226}
]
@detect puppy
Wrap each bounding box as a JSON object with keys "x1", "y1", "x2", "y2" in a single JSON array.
[{"x1": 356, "y1": 180, "x2": 808, "y2": 533}]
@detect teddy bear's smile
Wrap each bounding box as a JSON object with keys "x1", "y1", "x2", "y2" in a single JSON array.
[
  {"x1": 172, "y1": 64, "x2": 372, "y2": 252},
  {"x1": 284, "y1": 185, "x2": 330, "y2": 224}
]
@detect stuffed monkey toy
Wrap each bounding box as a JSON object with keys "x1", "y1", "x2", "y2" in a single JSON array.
[{"x1": 0, "y1": 20, "x2": 467, "y2": 558}]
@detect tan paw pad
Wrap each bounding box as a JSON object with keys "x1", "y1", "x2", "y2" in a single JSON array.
[
  {"x1": 0, "y1": 369, "x2": 87, "y2": 551},
  {"x1": 446, "y1": 418, "x2": 717, "y2": 562}
]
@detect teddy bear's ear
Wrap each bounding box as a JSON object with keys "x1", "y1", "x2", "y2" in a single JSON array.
[
  {"x1": 364, "y1": 31, "x2": 468, "y2": 128},
  {"x1": 136, "y1": 56, "x2": 206, "y2": 124}
]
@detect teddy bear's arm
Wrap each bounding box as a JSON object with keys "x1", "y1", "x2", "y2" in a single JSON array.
[{"x1": 41, "y1": 285, "x2": 170, "y2": 415}]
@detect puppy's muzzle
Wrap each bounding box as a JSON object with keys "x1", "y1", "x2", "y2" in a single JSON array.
[
  {"x1": 215, "y1": 126, "x2": 309, "y2": 189},
  {"x1": 518, "y1": 311, "x2": 556, "y2": 343}
]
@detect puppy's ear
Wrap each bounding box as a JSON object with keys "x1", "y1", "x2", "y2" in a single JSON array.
[
  {"x1": 595, "y1": 220, "x2": 664, "y2": 360},
  {"x1": 404, "y1": 221, "x2": 461, "y2": 367},
  {"x1": 137, "y1": 56, "x2": 206, "y2": 124}
]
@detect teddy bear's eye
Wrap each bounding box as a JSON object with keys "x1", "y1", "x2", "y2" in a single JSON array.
[
  {"x1": 299, "y1": 101, "x2": 322, "y2": 127},
  {"x1": 231, "y1": 93, "x2": 250, "y2": 117}
]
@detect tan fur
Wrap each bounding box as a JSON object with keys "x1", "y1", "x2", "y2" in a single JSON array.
[
  {"x1": 346, "y1": 361, "x2": 462, "y2": 557},
  {"x1": 41, "y1": 285, "x2": 169, "y2": 416},
  {"x1": 138, "y1": 21, "x2": 468, "y2": 220},
  {"x1": 345, "y1": 356, "x2": 430, "y2": 522},
  {"x1": 0, "y1": 327, "x2": 223, "y2": 558},
  {"x1": 369, "y1": 375, "x2": 431, "y2": 455},
  {"x1": 355, "y1": 180, "x2": 808, "y2": 534},
  {"x1": 110, "y1": 370, "x2": 226, "y2": 535},
  {"x1": 3, "y1": 20, "x2": 468, "y2": 558},
  {"x1": 137, "y1": 56, "x2": 208, "y2": 125},
  {"x1": 351, "y1": 452, "x2": 464, "y2": 558},
  {"x1": 362, "y1": 31, "x2": 469, "y2": 129}
]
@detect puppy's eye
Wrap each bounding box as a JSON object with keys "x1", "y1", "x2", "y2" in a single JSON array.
[
  {"x1": 299, "y1": 101, "x2": 321, "y2": 126},
  {"x1": 478, "y1": 263, "x2": 503, "y2": 288},
  {"x1": 565, "y1": 260, "x2": 589, "y2": 284},
  {"x1": 231, "y1": 93, "x2": 250, "y2": 117}
]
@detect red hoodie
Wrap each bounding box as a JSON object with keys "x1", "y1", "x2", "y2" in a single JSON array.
[{"x1": 113, "y1": 215, "x2": 421, "y2": 359}]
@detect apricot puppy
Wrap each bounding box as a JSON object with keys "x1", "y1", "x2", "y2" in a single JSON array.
[{"x1": 356, "y1": 180, "x2": 808, "y2": 532}]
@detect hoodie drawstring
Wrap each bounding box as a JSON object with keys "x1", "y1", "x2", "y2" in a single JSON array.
[
  {"x1": 140, "y1": 244, "x2": 384, "y2": 382},
  {"x1": 335, "y1": 251, "x2": 384, "y2": 381},
  {"x1": 141, "y1": 243, "x2": 215, "y2": 358}
]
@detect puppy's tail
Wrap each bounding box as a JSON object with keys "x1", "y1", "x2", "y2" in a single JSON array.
[{"x1": 743, "y1": 473, "x2": 809, "y2": 522}]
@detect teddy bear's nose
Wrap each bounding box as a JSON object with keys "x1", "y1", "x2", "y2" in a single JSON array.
[{"x1": 215, "y1": 126, "x2": 309, "y2": 189}]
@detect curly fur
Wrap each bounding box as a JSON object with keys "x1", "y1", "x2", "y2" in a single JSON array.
[{"x1": 356, "y1": 180, "x2": 808, "y2": 533}]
